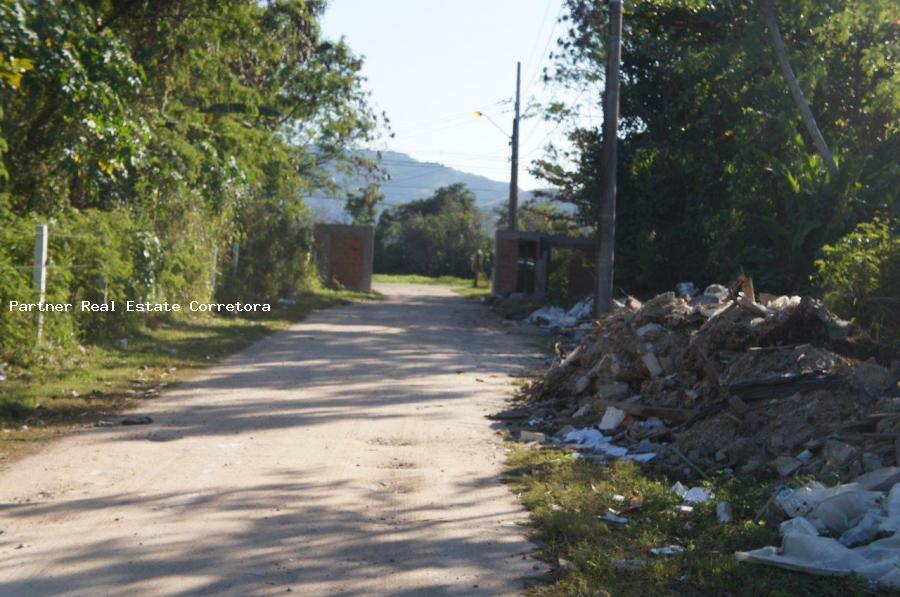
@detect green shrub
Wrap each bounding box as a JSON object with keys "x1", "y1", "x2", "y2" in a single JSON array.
[
  {"x1": 217, "y1": 198, "x2": 317, "y2": 303},
  {"x1": 375, "y1": 184, "x2": 486, "y2": 277},
  {"x1": 814, "y1": 217, "x2": 899, "y2": 345},
  {"x1": 0, "y1": 204, "x2": 222, "y2": 364}
]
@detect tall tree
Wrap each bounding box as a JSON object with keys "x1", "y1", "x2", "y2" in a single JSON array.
[{"x1": 532, "y1": 0, "x2": 898, "y2": 293}]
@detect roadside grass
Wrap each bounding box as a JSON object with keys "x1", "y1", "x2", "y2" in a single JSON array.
[
  {"x1": 0, "y1": 287, "x2": 374, "y2": 463},
  {"x1": 494, "y1": 294, "x2": 548, "y2": 320},
  {"x1": 506, "y1": 445, "x2": 882, "y2": 597},
  {"x1": 372, "y1": 273, "x2": 474, "y2": 286},
  {"x1": 372, "y1": 273, "x2": 491, "y2": 299},
  {"x1": 452, "y1": 284, "x2": 491, "y2": 300}
]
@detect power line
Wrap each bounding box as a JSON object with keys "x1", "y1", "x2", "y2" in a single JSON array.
[
  {"x1": 520, "y1": 87, "x2": 589, "y2": 158},
  {"x1": 522, "y1": 0, "x2": 566, "y2": 99}
]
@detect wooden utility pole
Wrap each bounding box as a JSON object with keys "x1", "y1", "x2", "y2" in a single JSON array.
[
  {"x1": 508, "y1": 61, "x2": 521, "y2": 231},
  {"x1": 760, "y1": 0, "x2": 838, "y2": 175},
  {"x1": 594, "y1": 0, "x2": 623, "y2": 316}
]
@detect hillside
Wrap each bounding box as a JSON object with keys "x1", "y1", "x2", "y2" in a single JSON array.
[{"x1": 307, "y1": 150, "x2": 534, "y2": 222}]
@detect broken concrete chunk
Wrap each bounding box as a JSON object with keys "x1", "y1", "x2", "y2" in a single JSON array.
[
  {"x1": 636, "y1": 323, "x2": 665, "y2": 338},
  {"x1": 796, "y1": 449, "x2": 814, "y2": 464},
  {"x1": 575, "y1": 375, "x2": 591, "y2": 395},
  {"x1": 598, "y1": 407, "x2": 626, "y2": 431},
  {"x1": 852, "y1": 361, "x2": 893, "y2": 397},
  {"x1": 728, "y1": 396, "x2": 749, "y2": 415},
  {"x1": 641, "y1": 353, "x2": 663, "y2": 378},
  {"x1": 824, "y1": 439, "x2": 857, "y2": 470},
  {"x1": 596, "y1": 382, "x2": 630, "y2": 401},
  {"x1": 657, "y1": 354, "x2": 675, "y2": 374},
  {"x1": 516, "y1": 431, "x2": 546, "y2": 443},
  {"x1": 767, "y1": 295, "x2": 802, "y2": 311},
  {"x1": 572, "y1": 403, "x2": 592, "y2": 418},
  {"x1": 737, "y1": 293, "x2": 770, "y2": 318},
  {"x1": 772, "y1": 455, "x2": 803, "y2": 477}
]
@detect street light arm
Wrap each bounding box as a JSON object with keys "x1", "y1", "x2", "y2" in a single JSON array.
[{"x1": 474, "y1": 111, "x2": 511, "y2": 141}]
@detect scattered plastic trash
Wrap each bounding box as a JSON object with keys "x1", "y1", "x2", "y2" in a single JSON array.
[
  {"x1": 672, "y1": 481, "x2": 714, "y2": 504},
  {"x1": 601, "y1": 512, "x2": 629, "y2": 525},
  {"x1": 563, "y1": 428, "x2": 612, "y2": 450},
  {"x1": 565, "y1": 297, "x2": 594, "y2": 322},
  {"x1": 562, "y1": 427, "x2": 654, "y2": 462},
  {"x1": 624, "y1": 452, "x2": 657, "y2": 463},
  {"x1": 774, "y1": 482, "x2": 828, "y2": 518},
  {"x1": 651, "y1": 545, "x2": 685, "y2": 556},
  {"x1": 676, "y1": 505, "x2": 694, "y2": 513},
  {"x1": 675, "y1": 282, "x2": 696, "y2": 296},
  {"x1": 737, "y1": 482, "x2": 900, "y2": 589},
  {"x1": 717, "y1": 501, "x2": 733, "y2": 523},
  {"x1": 277, "y1": 298, "x2": 297, "y2": 306},
  {"x1": 779, "y1": 517, "x2": 819, "y2": 537},
  {"x1": 775, "y1": 481, "x2": 882, "y2": 534},
  {"x1": 526, "y1": 297, "x2": 594, "y2": 329},
  {"x1": 839, "y1": 509, "x2": 883, "y2": 547},
  {"x1": 526, "y1": 306, "x2": 567, "y2": 327}
]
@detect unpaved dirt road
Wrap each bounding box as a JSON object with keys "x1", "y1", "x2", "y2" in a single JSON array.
[{"x1": 0, "y1": 284, "x2": 545, "y2": 596}]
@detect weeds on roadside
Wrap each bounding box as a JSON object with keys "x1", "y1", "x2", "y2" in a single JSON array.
[{"x1": 506, "y1": 446, "x2": 882, "y2": 596}]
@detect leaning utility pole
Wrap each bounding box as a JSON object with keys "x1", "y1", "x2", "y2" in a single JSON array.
[
  {"x1": 594, "y1": 0, "x2": 623, "y2": 316},
  {"x1": 508, "y1": 61, "x2": 521, "y2": 231},
  {"x1": 760, "y1": 0, "x2": 838, "y2": 175}
]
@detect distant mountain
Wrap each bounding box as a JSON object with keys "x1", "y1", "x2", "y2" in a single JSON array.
[{"x1": 307, "y1": 150, "x2": 534, "y2": 223}]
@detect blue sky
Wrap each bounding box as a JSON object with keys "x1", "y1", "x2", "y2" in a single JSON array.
[{"x1": 321, "y1": 0, "x2": 597, "y2": 191}]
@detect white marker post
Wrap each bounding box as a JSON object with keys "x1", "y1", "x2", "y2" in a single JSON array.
[
  {"x1": 210, "y1": 245, "x2": 218, "y2": 294},
  {"x1": 33, "y1": 223, "x2": 48, "y2": 344}
]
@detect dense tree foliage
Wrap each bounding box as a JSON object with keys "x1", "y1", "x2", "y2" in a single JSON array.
[
  {"x1": 815, "y1": 218, "x2": 899, "y2": 344},
  {"x1": 375, "y1": 184, "x2": 485, "y2": 277},
  {"x1": 0, "y1": 0, "x2": 378, "y2": 362},
  {"x1": 495, "y1": 196, "x2": 584, "y2": 236},
  {"x1": 534, "y1": 0, "x2": 898, "y2": 296}
]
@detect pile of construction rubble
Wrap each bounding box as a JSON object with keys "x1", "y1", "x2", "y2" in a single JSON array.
[{"x1": 504, "y1": 278, "x2": 899, "y2": 481}]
